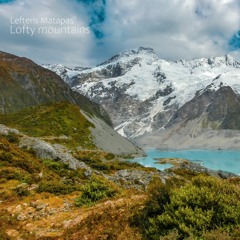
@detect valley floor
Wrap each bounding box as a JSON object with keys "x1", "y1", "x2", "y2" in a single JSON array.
[{"x1": 134, "y1": 129, "x2": 240, "y2": 150}]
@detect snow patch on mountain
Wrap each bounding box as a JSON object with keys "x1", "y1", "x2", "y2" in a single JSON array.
[
  {"x1": 44, "y1": 48, "x2": 240, "y2": 139},
  {"x1": 42, "y1": 64, "x2": 88, "y2": 84}
]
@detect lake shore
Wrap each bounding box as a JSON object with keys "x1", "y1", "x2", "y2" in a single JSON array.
[{"x1": 131, "y1": 149, "x2": 240, "y2": 175}]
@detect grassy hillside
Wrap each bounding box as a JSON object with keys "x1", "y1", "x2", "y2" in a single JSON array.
[
  {"x1": 0, "y1": 51, "x2": 112, "y2": 125},
  {"x1": 0, "y1": 102, "x2": 96, "y2": 149},
  {"x1": 0, "y1": 131, "x2": 240, "y2": 239},
  {"x1": 0, "y1": 131, "x2": 144, "y2": 239}
]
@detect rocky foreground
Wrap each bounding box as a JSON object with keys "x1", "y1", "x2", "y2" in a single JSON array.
[{"x1": 0, "y1": 122, "x2": 239, "y2": 239}]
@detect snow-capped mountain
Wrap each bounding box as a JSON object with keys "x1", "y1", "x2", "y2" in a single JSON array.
[
  {"x1": 42, "y1": 64, "x2": 88, "y2": 85},
  {"x1": 44, "y1": 47, "x2": 240, "y2": 141}
]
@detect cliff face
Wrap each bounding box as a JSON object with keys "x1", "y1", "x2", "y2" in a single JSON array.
[
  {"x1": 134, "y1": 86, "x2": 240, "y2": 150},
  {"x1": 167, "y1": 86, "x2": 240, "y2": 130}
]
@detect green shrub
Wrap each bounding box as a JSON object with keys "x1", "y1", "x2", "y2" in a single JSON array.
[
  {"x1": 105, "y1": 153, "x2": 115, "y2": 160},
  {"x1": 77, "y1": 157, "x2": 110, "y2": 173},
  {"x1": 75, "y1": 176, "x2": 117, "y2": 207},
  {"x1": 13, "y1": 186, "x2": 30, "y2": 197},
  {"x1": 37, "y1": 180, "x2": 79, "y2": 195},
  {"x1": 0, "y1": 167, "x2": 26, "y2": 181},
  {"x1": 42, "y1": 159, "x2": 69, "y2": 173},
  {"x1": 6, "y1": 133, "x2": 19, "y2": 144},
  {"x1": 42, "y1": 159, "x2": 86, "y2": 183},
  {"x1": 138, "y1": 175, "x2": 240, "y2": 239},
  {"x1": 78, "y1": 156, "x2": 144, "y2": 174}
]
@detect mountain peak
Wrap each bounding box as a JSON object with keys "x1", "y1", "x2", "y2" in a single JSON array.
[
  {"x1": 98, "y1": 47, "x2": 157, "y2": 66},
  {"x1": 176, "y1": 54, "x2": 240, "y2": 69},
  {"x1": 206, "y1": 54, "x2": 239, "y2": 67}
]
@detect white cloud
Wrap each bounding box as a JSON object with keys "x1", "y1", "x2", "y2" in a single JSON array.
[
  {"x1": 0, "y1": 0, "x2": 239, "y2": 65},
  {"x1": 103, "y1": 0, "x2": 240, "y2": 61},
  {"x1": 0, "y1": 0, "x2": 96, "y2": 66}
]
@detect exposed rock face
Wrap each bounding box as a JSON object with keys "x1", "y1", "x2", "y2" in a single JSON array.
[
  {"x1": 19, "y1": 136, "x2": 91, "y2": 171},
  {"x1": 134, "y1": 87, "x2": 240, "y2": 150},
  {"x1": 45, "y1": 48, "x2": 240, "y2": 143},
  {"x1": 0, "y1": 124, "x2": 20, "y2": 135},
  {"x1": 172, "y1": 161, "x2": 237, "y2": 179},
  {"x1": 0, "y1": 123, "x2": 93, "y2": 174},
  {"x1": 167, "y1": 86, "x2": 240, "y2": 130}
]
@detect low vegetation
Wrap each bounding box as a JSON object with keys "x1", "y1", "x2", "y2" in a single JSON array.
[
  {"x1": 0, "y1": 102, "x2": 96, "y2": 149},
  {"x1": 134, "y1": 175, "x2": 240, "y2": 239},
  {"x1": 75, "y1": 175, "x2": 119, "y2": 207},
  {"x1": 76, "y1": 153, "x2": 146, "y2": 174}
]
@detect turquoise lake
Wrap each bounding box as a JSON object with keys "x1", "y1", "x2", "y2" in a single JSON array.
[{"x1": 132, "y1": 150, "x2": 240, "y2": 174}]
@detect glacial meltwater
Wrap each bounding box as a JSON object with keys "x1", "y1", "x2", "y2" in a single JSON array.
[{"x1": 131, "y1": 150, "x2": 240, "y2": 174}]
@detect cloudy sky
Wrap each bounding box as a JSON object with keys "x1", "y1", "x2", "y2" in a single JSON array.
[{"x1": 0, "y1": 0, "x2": 239, "y2": 67}]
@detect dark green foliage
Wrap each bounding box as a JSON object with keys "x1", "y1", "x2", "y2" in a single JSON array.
[
  {"x1": 13, "y1": 186, "x2": 30, "y2": 197},
  {"x1": 78, "y1": 157, "x2": 110, "y2": 172},
  {"x1": 5, "y1": 133, "x2": 19, "y2": 144},
  {"x1": 75, "y1": 176, "x2": 117, "y2": 207},
  {"x1": 105, "y1": 153, "x2": 115, "y2": 160},
  {"x1": 42, "y1": 159, "x2": 69, "y2": 172},
  {"x1": 0, "y1": 102, "x2": 96, "y2": 149},
  {"x1": 42, "y1": 159, "x2": 86, "y2": 184},
  {"x1": 78, "y1": 156, "x2": 144, "y2": 174},
  {"x1": 37, "y1": 180, "x2": 80, "y2": 195},
  {"x1": 136, "y1": 175, "x2": 240, "y2": 239},
  {"x1": 0, "y1": 167, "x2": 28, "y2": 181}
]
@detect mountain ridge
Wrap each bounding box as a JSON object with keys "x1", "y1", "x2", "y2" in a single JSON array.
[
  {"x1": 0, "y1": 50, "x2": 142, "y2": 156},
  {"x1": 44, "y1": 47, "x2": 240, "y2": 145}
]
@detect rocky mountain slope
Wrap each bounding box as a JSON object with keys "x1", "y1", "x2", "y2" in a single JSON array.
[
  {"x1": 135, "y1": 86, "x2": 240, "y2": 150},
  {"x1": 0, "y1": 51, "x2": 141, "y2": 156},
  {"x1": 0, "y1": 51, "x2": 110, "y2": 125},
  {"x1": 44, "y1": 47, "x2": 240, "y2": 149},
  {"x1": 42, "y1": 64, "x2": 88, "y2": 85}
]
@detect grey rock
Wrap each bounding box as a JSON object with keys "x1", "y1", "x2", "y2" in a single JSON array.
[
  {"x1": 0, "y1": 124, "x2": 20, "y2": 135},
  {"x1": 17, "y1": 214, "x2": 27, "y2": 221},
  {"x1": 171, "y1": 161, "x2": 237, "y2": 179},
  {"x1": 19, "y1": 136, "x2": 91, "y2": 171},
  {"x1": 107, "y1": 169, "x2": 156, "y2": 189},
  {"x1": 36, "y1": 203, "x2": 47, "y2": 211}
]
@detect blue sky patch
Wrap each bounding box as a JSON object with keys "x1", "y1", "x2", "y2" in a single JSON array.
[
  {"x1": 0, "y1": 0, "x2": 15, "y2": 4},
  {"x1": 229, "y1": 31, "x2": 240, "y2": 51},
  {"x1": 77, "y1": 0, "x2": 106, "y2": 39}
]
